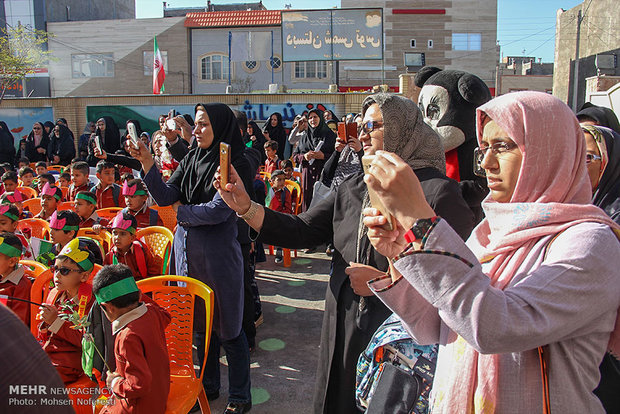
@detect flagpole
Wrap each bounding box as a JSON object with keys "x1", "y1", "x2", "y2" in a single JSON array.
[
  {"x1": 271, "y1": 30, "x2": 274, "y2": 85},
  {"x1": 228, "y1": 31, "x2": 232, "y2": 87}
]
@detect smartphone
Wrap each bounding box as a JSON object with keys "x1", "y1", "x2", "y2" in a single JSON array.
[
  {"x1": 362, "y1": 155, "x2": 395, "y2": 231},
  {"x1": 93, "y1": 135, "x2": 103, "y2": 154},
  {"x1": 220, "y1": 142, "x2": 231, "y2": 187},
  {"x1": 126, "y1": 122, "x2": 140, "y2": 148},
  {"x1": 337, "y1": 122, "x2": 358, "y2": 143},
  {"x1": 167, "y1": 109, "x2": 177, "y2": 131}
]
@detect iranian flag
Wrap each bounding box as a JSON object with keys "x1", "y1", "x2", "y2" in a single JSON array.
[{"x1": 153, "y1": 36, "x2": 165, "y2": 94}]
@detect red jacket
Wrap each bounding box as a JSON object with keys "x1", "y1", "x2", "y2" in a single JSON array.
[
  {"x1": 94, "y1": 184, "x2": 126, "y2": 209},
  {"x1": 102, "y1": 302, "x2": 171, "y2": 414},
  {"x1": 0, "y1": 265, "x2": 32, "y2": 325},
  {"x1": 123, "y1": 206, "x2": 163, "y2": 229},
  {"x1": 79, "y1": 212, "x2": 109, "y2": 229},
  {"x1": 69, "y1": 182, "x2": 92, "y2": 201},
  {"x1": 269, "y1": 188, "x2": 292, "y2": 214},
  {"x1": 39, "y1": 283, "x2": 95, "y2": 384},
  {"x1": 104, "y1": 241, "x2": 163, "y2": 280},
  {"x1": 264, "y1": 157, "x2": 281, "y2": 174}
]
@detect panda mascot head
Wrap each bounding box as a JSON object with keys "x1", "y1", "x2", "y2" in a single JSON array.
[{"x1": 414, "y1": 66, "x2": 491, "y2": 182}]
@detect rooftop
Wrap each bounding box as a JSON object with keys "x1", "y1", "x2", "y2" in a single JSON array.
[{"x1": 184, "y1": 9, "x2": 281, "y2": 28}]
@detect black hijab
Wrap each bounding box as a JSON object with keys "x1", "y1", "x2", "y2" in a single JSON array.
[
  {"x1": 171, "y1": 103, "x2": 246, "y2": 205},
  {"x1": 43, "y1": 121, "x2": 55, "y2": 135},
  {"x1": 263, "y1": 112, "x2": 287, "y2": 159},
  {"x1": 247, "y1": 121, "x2": 266, "y2": 148},
  {"x1": 296, "y1": 108, "x2": 336, "y2": 154},
  {"x1": 577, "y1": 103, "x2": 620, "y2": 134},
  {"x1": 96, "y1": 116, "x2": 121, "y2": 154},
  {"x1": 0, "y1": 121, "x2": 15, "y2": 164},
  {"x1": 586, "y1": 125, "x2": 620, "y2": 223},
  {"x1": 26, "y1": 121, "x2": 50, "y2": 162}
]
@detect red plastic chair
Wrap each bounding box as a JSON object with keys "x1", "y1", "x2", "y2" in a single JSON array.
[
  {"x1": 16, "y1": 186, "x2": 37, "y2": 199},
  {"x1": 136, "y1": 275, "x2": 214, "y2": 414},
  {"x1": 22, "y1": 198, "x2": 43, "y2": 217},
  {"x1": 96, "y1": 207, "x2": 123, "y2": 222},
  {"x1": 17, "y1": 218, "x2": 51, "y2": 240},
  {"x1": 151, "y1": 205, "x2": 177, "y2": 232}
]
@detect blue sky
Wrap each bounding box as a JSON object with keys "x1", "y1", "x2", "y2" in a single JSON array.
[{"x1": 136, "y1": 0, "x2": 583, "y2": 63}]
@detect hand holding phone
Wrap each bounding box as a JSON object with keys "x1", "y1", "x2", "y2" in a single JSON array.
[
  {"x1": 220, "y1": 142, "x2": 231, "y2": 187},
  {"x1": 167, "y1": 109, "x2": 177, "y2": 131},
  {"x1": 362, "y1": 155, "x2": 396, "y2": 231},
  {"x1": 127, "y1": 122, "x2": 140, "y2": 149}
]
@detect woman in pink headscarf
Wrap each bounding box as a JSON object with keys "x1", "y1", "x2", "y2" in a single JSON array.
[{"x1": 362, "y1": 91, "x2": 620, "y2": 413}]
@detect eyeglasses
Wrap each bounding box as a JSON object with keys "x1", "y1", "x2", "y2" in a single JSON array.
[
  {"x1": 50, "y1": 265, "x2": 81, "y2": 276},
  {"x1": 473, "y1": 141, "x2": 519, "y2": 177},
  {"x1": 586, "y1": 153, "x2": 602, "y2": 164},
  {"x1": 360, "y1": 120, "x2": 384, "y2": 135},
  {"x1": 33, "y1": 127, "x2": 41, "y2": 130}
]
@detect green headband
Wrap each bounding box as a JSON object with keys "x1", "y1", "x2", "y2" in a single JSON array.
[
  {"x1": 76, "y1": 193, "x2": 97, "y2": 205},
  {"x1": 95, "y1": 277, "x2": 139, "y2": 304},
  {"x1": 0, "y1": 239, "x2": 22, "y2": 258},
  {"x1": 0, "y1": 209, "x2": 19, "y2": 222}
]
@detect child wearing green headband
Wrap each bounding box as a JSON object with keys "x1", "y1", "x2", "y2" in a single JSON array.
[
  {"x1": 74, "y1": 191, "x2": 109, "y2": 229},
  {"x1": 121, "y1": 179, "x2": 163, "y2": 228},
  {"x1": 92, "y1": 264, "x2": 171, "y2": 412},
  {"x1": 49, "y1": 210, "x2": 80, "y2": 258},
  {"x1": 38, "y1": 238, "x2": 96, "y2": 384},
  {"x1": 0, "y1": 232, "x2": 31, "y2": 325}
]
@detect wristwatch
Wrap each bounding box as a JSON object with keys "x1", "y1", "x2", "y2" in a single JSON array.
[{"x1": 403, "y1": 217, "x2": 438, "y2": 243}]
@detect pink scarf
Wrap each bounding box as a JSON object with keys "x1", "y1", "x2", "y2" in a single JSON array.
[{"x1": 438, "y1": 92, "x2": 620, "y2": 413}]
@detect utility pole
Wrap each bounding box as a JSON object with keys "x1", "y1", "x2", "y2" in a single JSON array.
[{"x1": 571, "y1": 8, "x2": 583, "y2": 111}]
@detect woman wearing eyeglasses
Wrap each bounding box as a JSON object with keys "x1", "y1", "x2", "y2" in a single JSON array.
[
  {"x1": 215, "y1": 93, "x2": 473, "y2": 414},
  {"x1": 25, "y1": 122, "x2": 50, "y2": 162},
  {"x1": 363, "y1": 91, "x2": 620, "y2": 413}
]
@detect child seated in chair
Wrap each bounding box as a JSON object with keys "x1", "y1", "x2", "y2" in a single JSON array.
[
  {"x1": 2, "y1": 171, "x2": 19, "y2": 194},
  {"x1": 18, "y1": 166, "x2": 36, "y2": 189},
  {"x1": 38, "y1": 238, "x2": 97, "y2": 384},
  {"x1": 58, "y1": 172, "x2": 71, "y2": 188},
  {"x1": 49, "y1": 210, "x2": 80, "y2": 260},
  {"x1": 92, "y1": 264, "x2": 170, "y2": 414},
  {"x1": 68, "y1": 161, "x2": 92, "y2": 201},
  {"x1": 268, "y1": 170, "x2": 292, "y2": 264},
  {"x1": 35, "y1": 161, "x2": 47, "y2": 177},
  {"x1": 34, "y1": 183, "x2": 62, "y2": 221},
  {"x1": 37, "y1": 173, "x2": 56, "y2": 196},
  {"x1": 121, "y1": 179, "x2": 163, "y2": 228},
  {"x1": 91, "y1": 161, "x2": 125, "y2": 209},
  {"x1": 0, "y1": 232, "x2": 31, "y2": 325},
  {"x1": 104, "y1": 212, "x2": 162, "y2": 280},
  {"x1": 74, "y1": 191, "x2": 108, "y2": 228},
  {"x1": 1, "y1": 191, "x2": 32, "y2": 219}
]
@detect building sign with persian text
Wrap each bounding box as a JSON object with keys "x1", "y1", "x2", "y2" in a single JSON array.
[{"x1": 281, "y1": 9, "x2": 383, "y2": 62}]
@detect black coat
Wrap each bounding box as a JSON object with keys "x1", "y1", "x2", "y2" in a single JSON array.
[
  {"x1": 25, "y1": 123, "x2": 50, "y2": 162},
  {"x1": 0, "y1": 122, "x2": 16, "y2": 165},
  {"x1": 47, "y1": 125, "x2": 75, "y2": 165},
  {"x1": 259, "y1": 168, "x2": 474, "y2": 414}
]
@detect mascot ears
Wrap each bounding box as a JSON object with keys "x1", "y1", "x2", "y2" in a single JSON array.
[
  {"x1": 458, "y1": 74, "x2": 492, "y2": 106},
  {"x1": 414, "y1": 66, "x2": 442, "y2": 88}
]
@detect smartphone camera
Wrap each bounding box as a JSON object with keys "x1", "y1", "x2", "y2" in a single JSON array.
[{"x1": 166, "y1": 119, "x2": 177, "y2": 131}]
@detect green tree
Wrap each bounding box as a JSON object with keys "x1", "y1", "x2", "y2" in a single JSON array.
[{"x1": 0, "y1": 24, "x2": 54, "y2": 103}]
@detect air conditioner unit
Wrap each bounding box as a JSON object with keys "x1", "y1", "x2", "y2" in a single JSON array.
[{"x1": 595, "y1": 54, "x2": 616, "y2": 70}]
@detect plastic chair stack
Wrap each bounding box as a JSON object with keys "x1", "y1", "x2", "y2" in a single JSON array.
[
  {"x1": 136, "y1": 226, "x2": 173, "y2": 275},
  {"x1": 136, "y1": 275, "x2": 214, "y2": 414}
]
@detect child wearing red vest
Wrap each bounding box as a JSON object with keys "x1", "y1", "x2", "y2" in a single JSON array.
[
  {"x1": 38, "y1": 238, "x2": 97, "y2": 384},
  {"x1": 121, "y1": 179, "x2": 163, "y2": 228},
  {"x1": 74, "y1": 191, "x2": 109, "y2": 228},
  {"x1": 91, "y1": 160, "x2": 125, "y2": 209},
  {"x1": 104, "y1": 212, "x2": 162, "y2": 280},
  {"x1": 0, "y1": 204, "x2": 30, "y2": 257},
  {"x1": 35, "y1": 183, "x2": 62, "y2": 221},
  {"x1": 93, "y1": 264, "x2": 170, "y2": 414},
  {"x1": 0, "y1": 232, "x2": 31, "y2": 325}
]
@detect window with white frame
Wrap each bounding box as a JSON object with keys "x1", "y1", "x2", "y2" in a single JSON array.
[
  {"x1": 143, "y1": 51, "x2": 168, "y2": 75},
  {"x1": 452, "y1": 33, "x2": 481, "y2": 51},
  {"x1": 270, "y1": 55, "x2": 282, "y2": 72},
  {"x1": 293, "y1": 61, "x2": 327, "y2": 79},
  {"x1": 200, "y1": 53, "x2": 229, "y2": 81},
  {"x1": 243, "y1": 60, "x2": 260, "y2": 73},
  {"x1": 71, "y1": 53, "x2": 114, "y2": 78}
]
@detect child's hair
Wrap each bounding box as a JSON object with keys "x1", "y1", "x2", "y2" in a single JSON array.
[
  {"x1": 70, "y1": 161, "x2": 90, "y2": 175},
  {"x1": 59, "y1": 172, "x2": 71, "y2": 182},
  {"x1": 0, "y1": 163, "x2": 14, "y2": 172},
  {"x1": 270, "y1": 169, "x2": 286, "y2": 180},
  {"x1": 92, "y1": 264, "x2": 140, "y2": 308},
  {"x1": 18, "y1": 166, "x2": 35, "y2": 177},
  {"x1": 35, "y1": 161, "x2": 47, "y2": 169},
  {"x1": 96, "y1": 160, "x2": 116, "y2": 174},
  {"x1": 17, "y1": 157, "x2": 30, "y2": 166},
  {"x1": 2, "y1": 171, "x2": 18, "y2": 183},
  {"x1": 120, "y1": 172, "x2": 134, "y2": 183},
  {"x1": 55, "y1": 210, "x2": 80, "y2": 236},
  {"x1": 0, "y1": 204, "x2": 20, "y2": 222},
  {"x1": 264, "y1": 140, "x2": 278, "y2": 151},
  {"x1": 39, "y1": 173, "x2": 55, "y2": 185},
  {"x1": 76, "y1": 191, "x2": 97, "y2": 205},
  {"x1": 281, "y1": 159, "x2": 293, "y2": 169},
  {"x1": 0, "y1": 232, "x2": 23, "y2": 256}
]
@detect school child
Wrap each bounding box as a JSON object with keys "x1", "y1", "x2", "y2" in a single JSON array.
[
  {"x1": 74, "y1": 191, "x2": 108, "y2": 228},
  {"x1": 280, "y1": 159, "x2": 298, "y2": 212},
  {"x1": 35, "y1": 161, "x2": 47, "y2": 177},
  {"x1": 49, "y1": 210, "x2": 80, "y2": 258},
  {"x1": 37, "y1": 173, "x2": 56, "y2": 195},
  {"x1": 121, "y1": 179, "x2": 163, "y2": 228},
  {"x1": 264, "y1": 140, "x2": 281, "y2": 174},
  {"x1": 58, "y1": 172, "x2": 71, "y2": 188},
  {"x1": 0, "y1": 232, "x2": 31, "y2": 325},
  {"x1": 1, "y1": 171, "x2": 19, "y2": 194},
  {"x1": 104, "y1": 213, "x2": 162, "y2": 280},
  {"x1": 18, "y1": 166, "x2": 36, "y2": 188},
  {"x1": 268, "y1": 170, "x2": 292, "y2": 264},
  {"x1": 34, "y1": 183, "x2": 62, "y2": 221},
  {"x1": 91, "y1": 160, "x2": 125, "y2": 209},
  {"x1": 68, "y1": 161, "x2": 92, "y2": 201},
  {"x1": 92, "y1": 264, "x2": 170, "y2": 413},
  {"x1": 0, "y1": 204, "x2": 30, "y2": 257},
  {"x1": 16, "y1": 157, "x2": 30, "y2": 169},
  {"x1": 1, "y1": 191, "x2": 32, "y2": 219},
  {"x1": 119, "y1": 172, "x2": 134, "y2": 185},
  {"x1": 38, "y1": 238, "x2": 96, "y2": 384}
]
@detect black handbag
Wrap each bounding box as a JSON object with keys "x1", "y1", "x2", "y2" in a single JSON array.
[{"x1": 365, "y1": 363, "x2": 421, "y2": 414}]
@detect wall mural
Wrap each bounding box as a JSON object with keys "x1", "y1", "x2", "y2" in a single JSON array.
[{"x1": 0, "y1": 107, "x2": 55, "y2": 150}]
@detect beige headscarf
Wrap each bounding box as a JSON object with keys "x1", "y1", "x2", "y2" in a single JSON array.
[{"x1": 362, "y1": 93, "x2": 446, "y2": 173}]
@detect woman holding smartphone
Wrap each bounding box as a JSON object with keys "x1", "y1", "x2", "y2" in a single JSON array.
[
  {"x1": 215, "y1": 93, "x2": 474, "y2": 414},
  {"x1": 128, "y1": 103, "x2": 253, "y2": 414}
]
